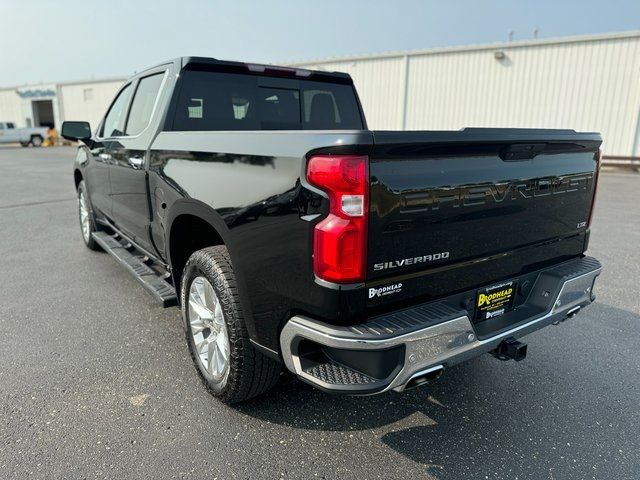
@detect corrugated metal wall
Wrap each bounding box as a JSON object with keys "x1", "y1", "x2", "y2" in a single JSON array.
[
  {"x1": 0, "y1": 90, "x2": 25, "y2": 126},
  {"x1": 58, "y1": 80, "x2": 125, "y2": 129},
  {"x1": 294, "y1": 32, "x2": 640, "y2": 156}
]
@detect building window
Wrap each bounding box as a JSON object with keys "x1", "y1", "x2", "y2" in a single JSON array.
[{"x1": 83, "y1": 88, "x2": 93, "y2": 102}]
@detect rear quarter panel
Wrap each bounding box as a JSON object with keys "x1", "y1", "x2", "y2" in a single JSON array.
[{"x1": 148, "y1": 130, "x2": 373, "y2": 351}]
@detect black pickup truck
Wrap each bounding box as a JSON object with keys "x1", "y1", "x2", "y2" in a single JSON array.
[{"x1": 62, "y1": 57, "x2": 602, "y2": 404}]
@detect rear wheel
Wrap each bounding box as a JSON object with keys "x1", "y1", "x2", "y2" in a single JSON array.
[
  {"x1": 181, "y1": 246, "x2": 280, "y2": 404},
  {"x1": 77, "y1": 180, "x2": 100, "y2": 250},
  {"x1": 19, "y1": 141, "x2": 29, "y2": 147},
  {"x1": 30, "y1": 135, "x2": 43, "y2": 147}
]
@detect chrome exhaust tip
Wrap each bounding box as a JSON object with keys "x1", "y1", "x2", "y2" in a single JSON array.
[{"x1": 395, "y1": 365, "x2": 444, "y2": 392}]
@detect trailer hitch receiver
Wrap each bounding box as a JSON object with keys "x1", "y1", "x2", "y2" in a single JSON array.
[{"x1": 491, "y1": 337, "x2": 527, "y2": 362}]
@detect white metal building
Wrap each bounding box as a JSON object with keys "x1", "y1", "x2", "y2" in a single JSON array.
[
  {"x1": 0, "y1": 77, "x2": 125, "y2": 132},
  {"x1": 290, "y1": 31, "x2": 640, "y2": 158}
]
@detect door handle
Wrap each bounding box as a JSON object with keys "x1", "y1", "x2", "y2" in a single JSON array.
[{"x1": 128, "y1": 156, "x2": 144, "y2": 168}]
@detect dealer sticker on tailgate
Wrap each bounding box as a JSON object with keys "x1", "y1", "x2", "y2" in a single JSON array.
[{"x1": 475, "y1": 281, "x2": 517, "y2": 320}]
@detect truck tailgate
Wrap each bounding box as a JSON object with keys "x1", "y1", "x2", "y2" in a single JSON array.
[{"x1": 367, "y1": 128, "x2": 601, "y2": 309}]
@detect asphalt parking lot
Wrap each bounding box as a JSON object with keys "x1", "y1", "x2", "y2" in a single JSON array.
[{"x1": 1, "y1": 146, "x2": 639, "y2": 480}]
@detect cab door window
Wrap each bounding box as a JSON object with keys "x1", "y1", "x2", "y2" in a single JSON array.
[{"x1": 100, "y1": 84, "x2": 133, "y2": 138}]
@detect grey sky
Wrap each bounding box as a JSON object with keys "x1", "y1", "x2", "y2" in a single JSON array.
[{"x1": 1, "y1": 0, "x2": 639, "y2": 87}]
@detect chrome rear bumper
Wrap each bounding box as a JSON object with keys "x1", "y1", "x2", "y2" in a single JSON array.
[{"x1": 280, "y1": 256, "x2": 602, "y2": 394}]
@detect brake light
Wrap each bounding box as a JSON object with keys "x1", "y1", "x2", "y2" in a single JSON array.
[
  {"x1": 307, "y1": 155, "x2": 368, "y2": 283},
  {"x1": 246, "y1": 63, "x2": 312, "y2": 77},
  {"x1": 587, "y1": 149, "x2": 602, "y2": 227}
]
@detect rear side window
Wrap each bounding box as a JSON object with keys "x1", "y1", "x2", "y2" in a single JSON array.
[
  {"x1": 170, "y1": 70, "x2": 363, "y2": 131},
  {"x1": 126, "y1": 72, "x2": 164, "y2": 136}
]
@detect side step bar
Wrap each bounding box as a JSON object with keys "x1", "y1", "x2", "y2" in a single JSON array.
[{"x1": 91, "y1": 231, "x2": 177, "y2": 307}]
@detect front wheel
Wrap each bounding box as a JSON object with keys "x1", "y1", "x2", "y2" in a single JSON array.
[
  {"x1": 181, "y1": 246, "x2": 280, "y2": 404},
  {"x1": 30, "y1": 135, "x2": 43, "y2": 147},
  {"x1": 77, "y1": 180, "x2": 100, "y2": 250}
]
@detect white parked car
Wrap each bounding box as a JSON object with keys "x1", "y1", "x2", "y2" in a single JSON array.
[{"x1": 0, "y1": 122, "x2": 49, "y2": 147}]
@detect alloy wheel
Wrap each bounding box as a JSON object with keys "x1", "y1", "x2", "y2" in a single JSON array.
[
  {"x1": 188, "y1": 276, "x2": 230, "y2": 382},
  {"x1": 78, "y1": 190, "x2": 91, "y2": 243}
]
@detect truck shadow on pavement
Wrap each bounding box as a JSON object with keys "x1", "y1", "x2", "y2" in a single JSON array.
[{"x1": 237, "y1": 302, "x2": 639, "y2": 479}]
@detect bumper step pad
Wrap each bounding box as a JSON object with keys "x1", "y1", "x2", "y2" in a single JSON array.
[
  {"x1": 92, "y1": 231, "x2": 177, "y2": 307},
  {"x1": 304, "y1": 362, "x2": 376, "y2": 386},
  {"x1": 348, "y1": 302, "x2": 463, "y2": 338}
]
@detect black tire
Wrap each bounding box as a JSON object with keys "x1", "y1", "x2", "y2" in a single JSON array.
[
  {"x1": 19, "y1": 141, "x2": 29, "y2": 147},
  {"x1": 77, "y1": 180, "x2": 101, "y2": 251},
  {"x1": 181, "y1": 246, "x2": 281, "y2": 404},
  {"x1": 30, "y1": 135, "x2": 43, "y2": 147}
]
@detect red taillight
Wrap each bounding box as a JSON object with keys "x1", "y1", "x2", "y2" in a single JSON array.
[
  {"x1": 307, "y1": 155, "x2": 368, "y2": 283},
  {"x1": 587, "y1": 149, "x2": 602, "y2": 227}
]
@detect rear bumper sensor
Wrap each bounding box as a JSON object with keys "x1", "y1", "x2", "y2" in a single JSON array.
[
  {"x1": 91, "y1": 232, "x2": 177, "y2": 307},
  {"x1": 280, "y1": 256, "x2": 601, "y2": 395}
]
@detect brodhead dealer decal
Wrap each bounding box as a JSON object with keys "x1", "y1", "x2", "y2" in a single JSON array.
[
  {"x1": 477, "y1": 286, "x2": 514, "y2": 308},
  {"x1": 475, "y1": 280, "x2": 517, "y2": 320},
  {"x1": 369, "y1": 283, "x2": 403, "y2": 299}
]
